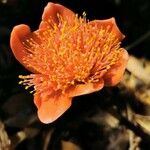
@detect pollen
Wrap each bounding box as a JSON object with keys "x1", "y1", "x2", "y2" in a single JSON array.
[{"x1": 19, "y1": 14, "x2": 121, "y2": 93}]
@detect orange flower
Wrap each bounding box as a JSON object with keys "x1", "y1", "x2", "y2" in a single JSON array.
[{"x1": 10, "y1": 3, "x2": 128, "y2": 123}]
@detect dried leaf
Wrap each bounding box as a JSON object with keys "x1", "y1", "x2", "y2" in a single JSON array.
[
  {"x1": 121, "y1": 55, "x2": 150, "y2": 106},
  {"x1": 127, "y1": 56, "x2": 150, "y2": 84},
  {"x1": 127, "y1": 106, "x2": 141, "y2": 150},
  {"x1": 135, "y1": 88, "x2": 150, "y2": 105},
  {"x1": 0, "y1": 121, "x2": 11, "y2": 150},
  {"x1": 61, "y1": 141, "x2": 81, "y2": 150},
  {"x1": 10, "y1": 128, "x2": 40, "y2": 149},
  {"x1": 90, "y1": 111, "x2": 119, "y2": 128},
  {"x1": 134, "y1": 114, "x2": 150, "y2": 134}
]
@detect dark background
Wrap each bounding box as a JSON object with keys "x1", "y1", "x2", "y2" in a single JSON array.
[{"x1": 0, "y1": 0, "x2": 150, "y2": 150}]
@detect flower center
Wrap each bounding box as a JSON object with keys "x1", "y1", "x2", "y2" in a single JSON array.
[{"x1": 19, "y1": 14, "x2": 121, "y2": 93}]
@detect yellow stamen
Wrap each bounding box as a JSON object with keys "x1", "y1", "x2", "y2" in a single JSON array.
[{"x1": 19, "y1": 14, "x2": 121, "y2": 93}]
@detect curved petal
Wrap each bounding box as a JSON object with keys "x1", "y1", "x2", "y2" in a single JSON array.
[
  {"x1": 10, "y1": 24, "x2": 37, "y2": 73},
  {"x1": 89, "y1": 17, "x2": 125, "y2": 41},
  {"x1": 39, "y1": 2, "x2": 75, "y2": 29},
  {"x1": 34, "y1": 93, "x2": 42, "y2": 109},
  {"x1": 36, "y1": 93, "x2": 72, "y2": 124},
  {"x1": 67, "y1": 79, "x2": 104, "y2": 97},
  {"x1": 103, "y1": 48, "x2": 129, "y2": 86}
]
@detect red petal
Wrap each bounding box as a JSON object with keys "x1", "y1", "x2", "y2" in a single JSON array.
[
  {"x1": 39, "y1": 2, "x2": 75, "y2": 29},
  {"x1": 36, "y1": 93, "x2": 72, "y2": 124},
  {"x1": 10, "y1": 24, "x2": 37, "y2": 73},
  {"x1": 89, "y1": 18, "x2": 125, "y2": 41},
  {"x1": 103, "y1": 48, "x2": 129, "y2": 86},
  {"x1": 67, "y1": 80, "x2": 104, "y2": 97}
]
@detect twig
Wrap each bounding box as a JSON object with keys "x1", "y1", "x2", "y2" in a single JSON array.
[
  {"x1": 43, "y1": 129, "x2": 54, "y2": 150},
  {"x1": 125, "y1": 30, "x2": 150, "y2": 51}
]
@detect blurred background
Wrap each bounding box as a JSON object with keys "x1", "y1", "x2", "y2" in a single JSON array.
[{"x1": 0, "y1": 0, "x2": 150, "y2": 150}]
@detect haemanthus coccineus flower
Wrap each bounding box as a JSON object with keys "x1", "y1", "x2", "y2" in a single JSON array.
[{"x1": 10, "y1": 3, "x2": 128, "y2": 124}]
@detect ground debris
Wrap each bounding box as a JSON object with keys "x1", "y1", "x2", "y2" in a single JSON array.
[{"x1": 0, "y1": 121, "x2": 11, "y2": 150}]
